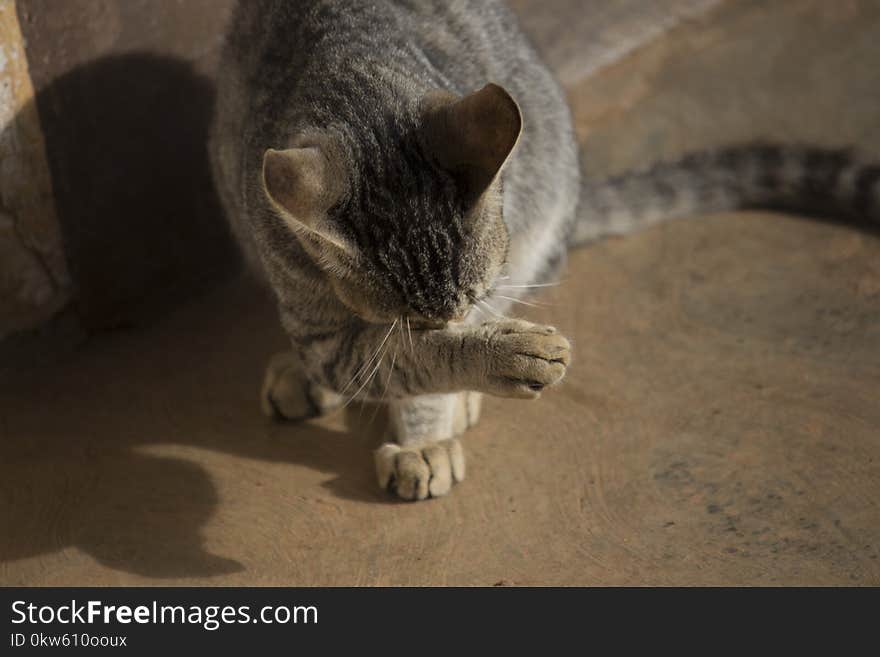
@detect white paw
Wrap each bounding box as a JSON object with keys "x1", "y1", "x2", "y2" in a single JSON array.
[{"x1": 374, "y1": 438, "x2": 465, "y2": 501}]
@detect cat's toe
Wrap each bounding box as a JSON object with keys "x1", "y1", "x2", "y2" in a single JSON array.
[
  {"x1": 374, "y1": 438, "x2": 465, "y2": 501},
  {"x1": 483, "y1": 322, "x2": 571, "y2": 398}
]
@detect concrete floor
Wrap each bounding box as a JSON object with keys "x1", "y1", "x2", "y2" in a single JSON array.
[{"x1": 1, "y1": 0, "x2": 879, "y2": 585}]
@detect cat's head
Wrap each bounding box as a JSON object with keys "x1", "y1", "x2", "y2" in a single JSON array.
[{"x1": 261, "y1": 83, "x2": 521, "y2": 325}]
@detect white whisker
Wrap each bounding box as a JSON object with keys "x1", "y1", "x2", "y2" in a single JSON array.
[
  {"x1": 344, "y1": 344, "x2": 386, "y2": 410},
  {"x1": 479, "y1": 299, "x2": 507, "y2": 319},
  {"x1": 405, "y1": 316, "x2": 414, "y2": 354},
  {"x1": 380, "y1": 349, "x2": 397, "y2": 402},
  {"x1": 370, "y1": 346, "x2": 403, "y2": 424},
  {"x1": 368, "y1": 347, "x2": 398, "y2": 425},
  {"x1": 355, "y1": 356, "x2": 384, "y2": 422},
  {"x1": 496, "y1": 281, "x2": 562, "y2": 289},
  {"x1": 338, "y1": 318, "x2": 397, "y2": 398},
  {"x1": 494, "y1": 294, "x2": 546, "y2": 308}
]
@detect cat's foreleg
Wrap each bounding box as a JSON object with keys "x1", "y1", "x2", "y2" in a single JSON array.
[
  {"x1": 292, "y1": 317, "x2": 570, "y2": 403},
  {"x1": 374, "y1": 392, "x2": 482, "y2": 500},
  {"x1": 261, "y1": 350, "x2": 344, "y2": 421}
]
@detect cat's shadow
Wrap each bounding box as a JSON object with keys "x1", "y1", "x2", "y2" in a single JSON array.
[
  {"x1": 0, "y1": 52, "x2": 398, "y2": 582},
  {"x1": 0, "y1": 277, "x2": 402, "y2": 580}
]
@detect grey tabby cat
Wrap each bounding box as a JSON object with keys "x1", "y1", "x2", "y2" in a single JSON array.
[{"x1": 210, "y1": 0, "x2": 879, "y2": 501}]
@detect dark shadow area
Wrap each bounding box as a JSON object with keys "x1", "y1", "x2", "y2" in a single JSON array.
[
  {"x1": 0, "y1": 272, "x2": 399, "y2": 580},
  {"x1": 21, "y1": 53, "x2": 238, "y2": 332},
  {"x1": 0, "y1": 448, "x2": 245, "y2": 578}
]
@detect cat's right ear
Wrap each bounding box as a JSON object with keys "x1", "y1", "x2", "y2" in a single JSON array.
[{"x1": 261, "y1": 146, "x2": 352, "y2": 257}]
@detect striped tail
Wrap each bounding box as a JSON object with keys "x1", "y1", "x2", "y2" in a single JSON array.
[{"x1": 571, "y1": 143, "x2": 880, "y2": 246}]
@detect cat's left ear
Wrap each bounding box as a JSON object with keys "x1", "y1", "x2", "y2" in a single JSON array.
[{"x1": 419, "y1": 83, "x2": 523, "y2": 200}]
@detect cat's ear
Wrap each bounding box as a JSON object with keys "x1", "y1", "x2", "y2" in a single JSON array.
[
  {"x1": 261, "y1": 145, "x2": 352, "y2": 256},
  {"x1": 420, "y1": 83, "x2": 522, "y2": 199}
]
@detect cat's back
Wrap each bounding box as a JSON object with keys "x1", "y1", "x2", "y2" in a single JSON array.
[{"x1": 222, "y1": 0, "x2": 539, "y2": 104}]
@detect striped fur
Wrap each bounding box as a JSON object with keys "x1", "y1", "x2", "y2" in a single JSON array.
[{"x1": 572, "y1": 144, "x2": 880, "y2": 245}]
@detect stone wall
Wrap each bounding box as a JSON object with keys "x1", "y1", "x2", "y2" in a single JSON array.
[
  {"x1": 0, "y1": 0, "x2": 69, "y2": 339},
  {"x1": 14, "y1": 0, "x2": 237, "y2": 331}
]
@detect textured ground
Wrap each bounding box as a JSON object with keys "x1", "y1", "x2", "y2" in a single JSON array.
[{"x1": 1, "y1": 0, "x2": 878, "y2": 585}]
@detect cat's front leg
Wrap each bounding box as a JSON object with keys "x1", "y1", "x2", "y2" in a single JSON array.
[
  {"x1": 374, "y1": 392, "x2": 481, "y2": 500},
  {"x1": 261, "y1": 350, "x2": 343, "y2": 421}
]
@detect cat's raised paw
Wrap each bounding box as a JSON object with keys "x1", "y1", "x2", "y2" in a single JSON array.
[
  {"x1": 482, "y1": 319, "x2": 571, "y2": 399},
  {"x1": 374, "y1": 438, "x2": 465, "y2": 501}
]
